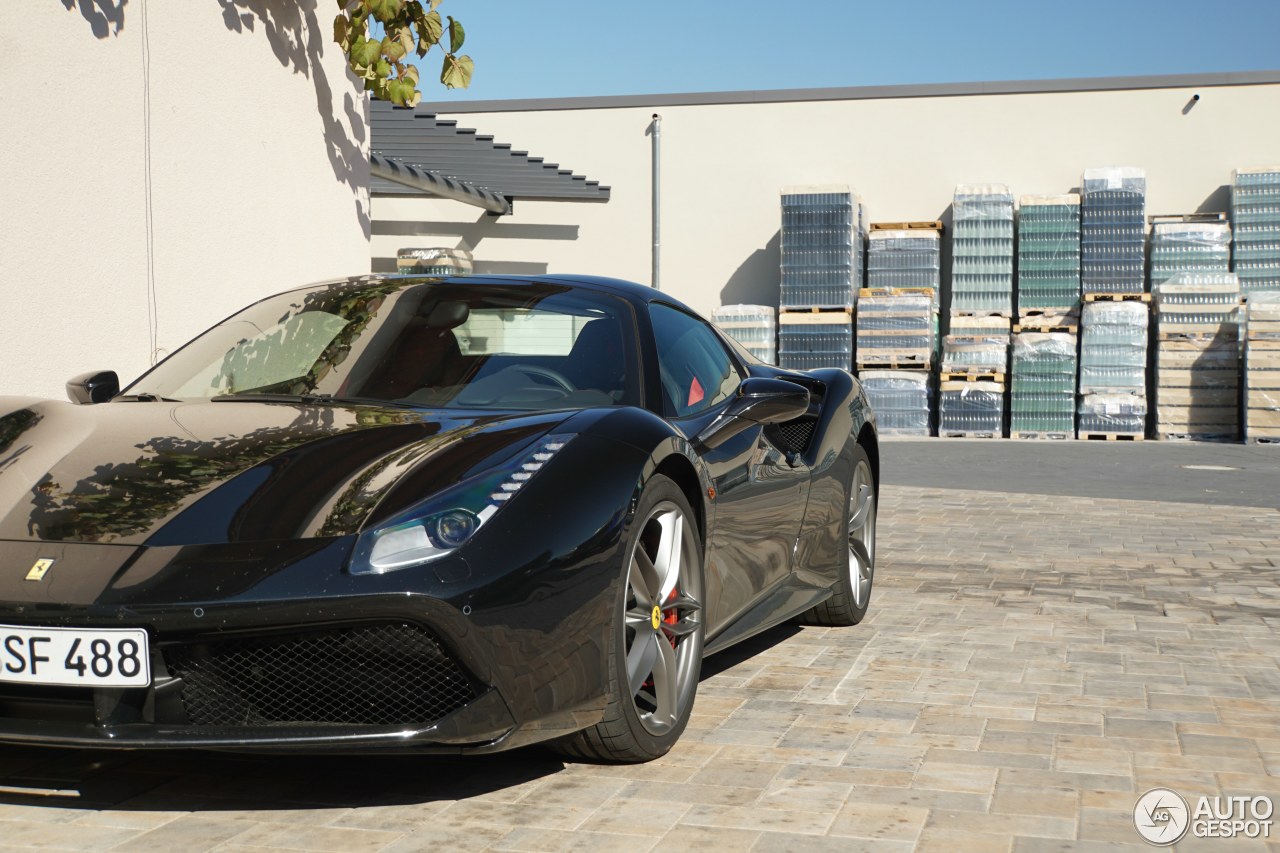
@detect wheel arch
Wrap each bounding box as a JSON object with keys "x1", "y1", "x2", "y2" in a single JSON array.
[
  {"x1": 652, "y1": 452, "x2": 706, "y2": 552},
  {"x1": 857, "y1": 422, "x2": 880, "y2": 493}
]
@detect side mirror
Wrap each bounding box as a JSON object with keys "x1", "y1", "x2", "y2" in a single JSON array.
[
  {"x1": 66, "y1": 371, "x2": 120, "y2": 404},
  {"x1": 695, "y1": 377, "x2": 810, "y2": 450}
]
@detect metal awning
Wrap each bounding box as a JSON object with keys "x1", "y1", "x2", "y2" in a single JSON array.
[{"x1": 369, "y1": 98, "x2": 611, "y2": 211}]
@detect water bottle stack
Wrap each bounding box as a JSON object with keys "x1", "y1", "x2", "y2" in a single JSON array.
[
  {"x1": 1017, "y1": 194, "x2": 1081, "y2": 326},
  {"x1": 856, "y1": 222, "x2": 942, "y2": 429},
  {"x1": 1153, "y1": 272, "x2": 1242, "y2": 440},
  {"x1": 1009, "y1": 332, "x2": 1078, "y2": 439},
  {"x1": 1232, "y1": 167, "x2": 1280, "y2": 296},
  {"x1": 939, "y1": 319, "x2": 1008, "y2": 438},
  {"x1": 1245, "y1": 293, "x2": 1280, "y2": 443},
  {"x1": 1081, "y1": 167, "x2": 1146, "y2": 295},
  {"x1": 1150, "y1": 219, "x2": 1232, "y2": 291},
  {"x1": 951, "y1": 185, "x2": 1015, "y2": 315},
  {"x1": 1078, "y1": 297, "x2": 1150, "y2": 439},
  {"x1": 713, "y1": 305, "x2": 777, "y2": 364},
  {"x1": 857, "y1": 370, "x2": 932, "y2": 436},
  {"x1": 778, "y1": 186, "x2": 865, "y2": 370}
]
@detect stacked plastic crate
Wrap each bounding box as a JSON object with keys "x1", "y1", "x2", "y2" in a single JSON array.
[
  {"x1": 1017, "y1": 194, "x2": 1082, "y2": 324},
  {"x1": 1078, "y1": 297, "x2": 1150, "y2": 439},
  {"x1": 777, "y1": 186, "x2": 865, "y2": 370},
  {"x1": 713, "y1": 305, "x2": 776, "y2": 364},
  {"x1": 942, "y1": 185, "x2": 1013, "y2": 437},
  {"x1": 1246, "y1": 293, "x2": 1280, "y2": 443},
  {"x1": 1153, "y1": 272, "x2": 1242, "y2": 440},
  {"x1": 1081, "y1": 167, "x2": 1146, "y2": 295},
  {"x1": 856, "y1": 223, "x2": 941, "y2": 434},
  {"x1": 1232, "y1": 167, "x2": 1280, "y2": 296}
]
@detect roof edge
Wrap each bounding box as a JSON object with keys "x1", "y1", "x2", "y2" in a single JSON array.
[{"x1": 423, "y1": 70, "x2": 1280, "y2": 114}]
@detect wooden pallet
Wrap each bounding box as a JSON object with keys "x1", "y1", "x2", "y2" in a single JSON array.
[
  {"x1": 1010, "y1": 432, "x2": 1073, "y2": 440},
  {"x1": 940, "y1": 431, "x2": 1001, "y2": 439},
  {"x1": 1149, "y1": 212, "x2": 1228, "y2": 224},
  {"x1": 1083, "y1": 292, "x2": 1152, "y2": 303},
  {"x1": 855, "y1": 359, "x2": 932, "y2": 370},
  {"x1": 939, "y1": 371, "x2": 1005, "y2": 383},
  {"x1": 1157, "y1": 330, "x2": 1241, "y2": 342},
  {"x1": 1080, "y1": 432, "x2": 1144, "y2": 441},
  {"x1": 870, "y1": 221, "x2": 943, "y2": 231},
  {"x1": 859, "y1": 287, "x2": 937, "y2": 298},
  {"x1": 951, "y1": 309, "x2": 1014, "y2": 319},
  {"x1": 1013, "y1": 324, "x2": 1077, "y2": 334},
  {"x1": 1246, "y1": 435, "x2": 1280, "y2": 445},
  {"x1": 779, "y1": 306, "x2": 854, "y2": 315}
]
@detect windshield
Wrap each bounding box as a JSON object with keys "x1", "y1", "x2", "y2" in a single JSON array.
[{"x1": 129, "y1": 280, "x2": 641, "y2": 410}]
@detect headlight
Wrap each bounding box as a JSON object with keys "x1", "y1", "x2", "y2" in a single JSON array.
[{"x1": 350, "y1": 433, "x2": 574, "y2": 575}]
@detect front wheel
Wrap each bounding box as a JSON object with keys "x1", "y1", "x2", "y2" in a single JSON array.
[
  {"x1": 551, "y1": 474, "x2": 705, "y2": 762},
  {"x1": 801, "y1": 444, "x2": 876, "y2": 626}
]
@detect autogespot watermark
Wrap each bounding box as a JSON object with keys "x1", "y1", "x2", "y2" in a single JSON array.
[{"x1": 1134, "y1": 787, "x2": 1274, "y2": 845}]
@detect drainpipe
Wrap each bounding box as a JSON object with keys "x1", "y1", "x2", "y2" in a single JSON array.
[{"x1": 651, "y1": 113, "x2": 661, "y2": 290}]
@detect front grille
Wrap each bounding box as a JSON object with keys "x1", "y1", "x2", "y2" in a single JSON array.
[
  {"x1": 163, "y1": 623, "x2": 477, "y2": 727},
  {"x1": 770, "y1": 418, "x2": 816, "y2": 453}
]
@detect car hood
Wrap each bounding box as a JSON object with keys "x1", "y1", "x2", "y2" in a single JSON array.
[{"x1": 0, "y1": 398, "x2": 573, "y2": 546}]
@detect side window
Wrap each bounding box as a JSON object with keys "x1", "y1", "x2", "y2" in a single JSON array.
[{"x1": 649, "y1": 303, "x2": 741, "y2": 418}]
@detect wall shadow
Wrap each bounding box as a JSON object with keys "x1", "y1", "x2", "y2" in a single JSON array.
[
  {"x1": 720, "y1": 231, "x2": 781, "y2": 307},
  {"x1": 216, "y1": 0, "x2": 370, "y2": 237},
  {"x1": 1197, "y1": 184, "x2": 1231, "y2": 215},
  {"x1": 63, "y1": 0, "x2": 127, "y2": 38}
]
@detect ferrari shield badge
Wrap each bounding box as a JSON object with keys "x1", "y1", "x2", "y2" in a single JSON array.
[{"x1": 25, "y1": 559, "x2": 54, "y2": 582}]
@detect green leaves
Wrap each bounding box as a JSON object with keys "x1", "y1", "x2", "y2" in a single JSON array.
[
  {"x1": 440, "y1": 53, "x2": 473, "y2": 90},
  {"x1": 332, "y1": 0, "x2": 472, "y2": 101}
]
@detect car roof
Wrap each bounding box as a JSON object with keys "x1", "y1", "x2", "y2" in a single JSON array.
[{"x1": 291, "y1": 274, "x2": 701, "y2": 316}]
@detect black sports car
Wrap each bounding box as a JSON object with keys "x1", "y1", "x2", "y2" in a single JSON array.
[{"x1": 0, "y1": 275, "x2": 877, "y2": 762}]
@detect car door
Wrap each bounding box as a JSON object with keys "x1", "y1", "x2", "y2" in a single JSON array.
[{"x1": 646, "y1": 303, "x2": 811, "y2": 634}]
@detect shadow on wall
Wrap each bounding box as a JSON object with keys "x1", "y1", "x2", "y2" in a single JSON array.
[
  {"x1": 371, "y1": 211, "x2": 576, "y2": 275},
  {"x1": 1198, "y1": 185, "x2": 1231, "y2": 215},
  {"x1": 720, "y1": 232, "x2": 781, "y2": 308},
  {"x1": 63, "y1": 0, "x2": 127, "y2": 37},
  {"x1": 66, "y1": 0, "x2": 371, "y2": 237}
]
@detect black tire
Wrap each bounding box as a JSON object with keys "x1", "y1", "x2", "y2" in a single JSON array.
[
  {"x1": 801, "y1": 443, "x2": 877, "y2": 627},
  {"x1": 551, "y1": 474, "x2": 705, "y2": 762}
]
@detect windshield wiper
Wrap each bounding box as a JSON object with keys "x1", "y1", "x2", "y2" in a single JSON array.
[{"x1": 209, "y1": 393, "x2": 416, "y2": 408}]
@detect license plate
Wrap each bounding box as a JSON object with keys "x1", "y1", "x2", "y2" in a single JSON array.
[{"x1": 0, "y1": 624, "x2": 151, "y2": 688}]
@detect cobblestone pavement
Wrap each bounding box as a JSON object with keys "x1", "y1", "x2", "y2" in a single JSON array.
[{"x1": 1, "y1": 484, "x2": 1278, "y2": 851}]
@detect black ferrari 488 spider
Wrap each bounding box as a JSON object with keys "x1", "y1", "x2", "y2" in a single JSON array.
[{"x1": 0, "y1": 274, "x2": 877, "y2": 762}]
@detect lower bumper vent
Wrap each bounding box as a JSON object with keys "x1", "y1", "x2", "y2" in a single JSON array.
[{"x1": 163, "y1": 623, "x2": 477, "y2": 727}]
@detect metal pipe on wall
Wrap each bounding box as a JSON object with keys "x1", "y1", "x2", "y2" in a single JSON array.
[{"x1": 651, "y1": 113, "x2": 661, "y2": 290}]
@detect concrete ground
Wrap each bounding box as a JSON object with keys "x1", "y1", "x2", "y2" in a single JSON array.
[{"x1": 1, "y1": 442, "x2": 1278, "y2": 851}]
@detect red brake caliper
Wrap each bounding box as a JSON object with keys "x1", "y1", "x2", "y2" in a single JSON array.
[{"x1": 662, "y1": 588, "x2": 679, "y2": 647}]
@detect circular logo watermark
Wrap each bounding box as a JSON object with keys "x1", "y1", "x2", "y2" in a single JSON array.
[{"x1": 1134, "y1": 788, "x2": 1191, "y2": 845}]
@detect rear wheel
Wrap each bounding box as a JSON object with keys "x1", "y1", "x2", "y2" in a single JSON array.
[
  {"x1": 552, "y1": 475, "x2": 704, "y2": 762},
  {"x1": 801, "y1": 444, "x2": 876, "y2": 626}
]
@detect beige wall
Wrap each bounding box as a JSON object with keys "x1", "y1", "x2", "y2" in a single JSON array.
[
  {"x1": 1, "y1": 1, "x2": 370, "y2": 400},
  {"x1": 373, "y1": 81, "x2": 1280, "y2": 317}
]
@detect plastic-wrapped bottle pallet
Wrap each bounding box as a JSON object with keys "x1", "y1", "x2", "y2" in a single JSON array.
[
  {"x1": 397, "y1": 247, "x2": 475, "y2": 274},
  {"x1": 1078, "y1": 299, "x2": 1149, "y2": 438},
  {"x1": 1010, "y1": 332, "x2": 1078, "y2": 439},
  {"x1": 713, "y1": 305, "x2": 776, "y2": 364},
  {"x1": 941, "y1": 335, "x2": 1009, "y2": 373},
  {"x1": 777, "y1": 311, "x2": 853, "y2": 371},
  {"x1": 1017, "y1": 194, "x2": 1081, "y2": 322},
  {"x1": 1081, "y1": 167, "x2": 1146, "y2": 295},
  {"x1": 1153, "y1": 272, "x2": 1242, "y2": 440},
  {"x1": 951, "y1": 184, "x2": 1015, "y2": 315},
  {"x1": 779, "y1": 186, "x2": 866, "y2": 310},
  {"x1": 858, "y1": 370, "x2": 932, "y2": 436},
  {"x1": 939, "y1": 379, "x2": 1005, "y2": 438},
  {"x1": 1150, "y1": 221, "x2": 1232, "y2": 290},
  {"x1": 1232, "y1": 167, "x2": 1280, "y2": 296},
  {"x1": 855, "y1": 294, "x2": 934, "y2": 368},
  {"x1": 1246, "y1": 293, "x2": 1280, "y2": 443},
  {"x1": 866, "y1": 229, "x2": 941, "y2": 304}
]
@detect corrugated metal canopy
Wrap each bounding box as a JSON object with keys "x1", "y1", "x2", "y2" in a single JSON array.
[{"x1": 369, "y1": 98, "x2": 610, "y2": 204}]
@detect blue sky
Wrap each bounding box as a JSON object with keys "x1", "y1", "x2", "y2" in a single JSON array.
[{"x1": 418, "y1": 0, "x2": 1280, "y2": 103}]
